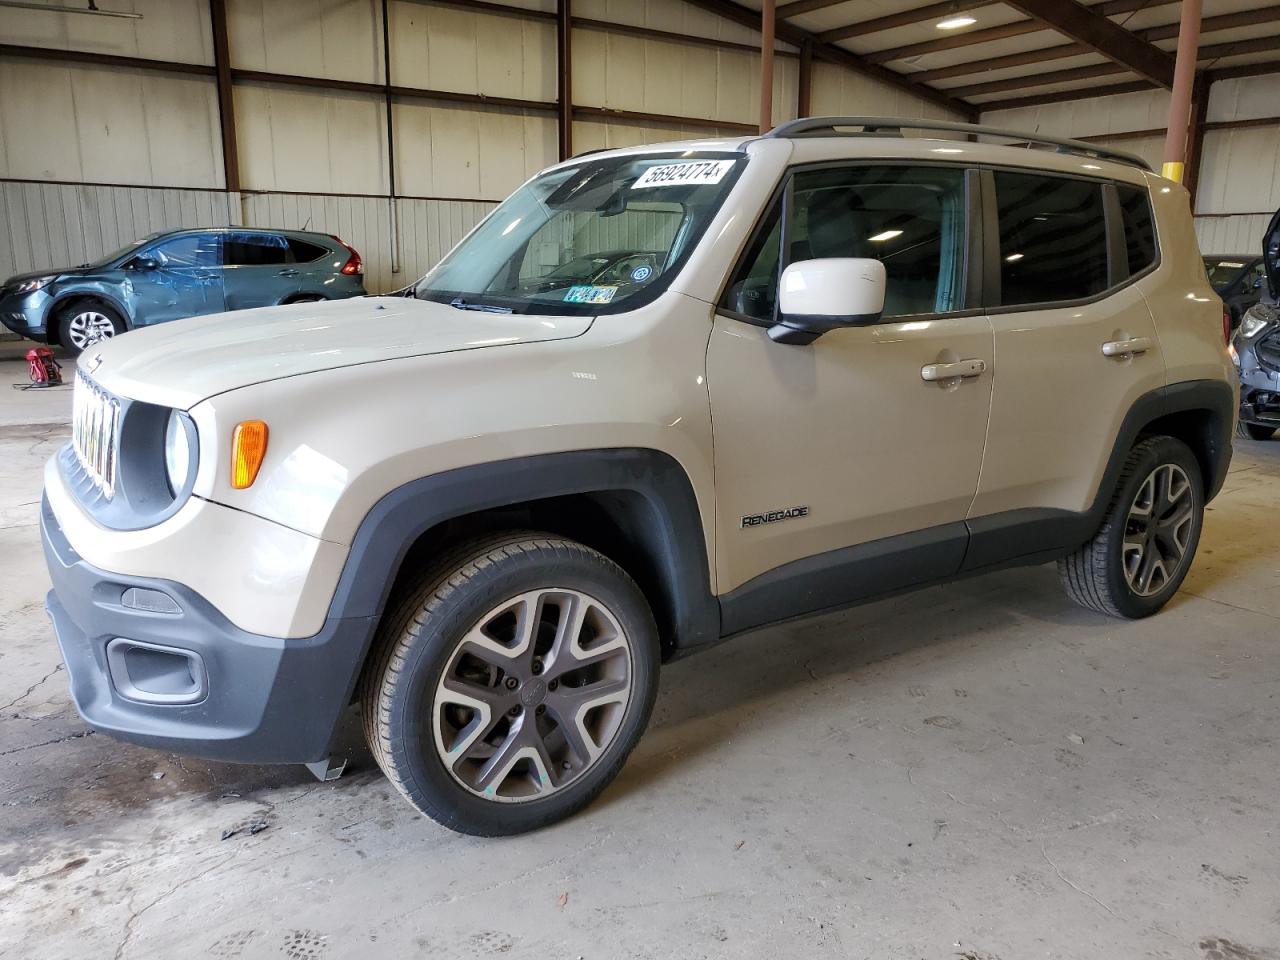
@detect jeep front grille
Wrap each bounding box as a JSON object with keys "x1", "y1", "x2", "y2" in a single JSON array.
[{"x1": 72, "y1": 373, "x2": 120, "y2": 499}]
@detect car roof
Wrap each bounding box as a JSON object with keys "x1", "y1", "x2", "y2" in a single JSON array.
[
  {"x1": 555, "y1": 117, "x2": 1155, "y2": 189},
  {"x1": 157, "y1": 227, "x2": 335, "y2": 242}
]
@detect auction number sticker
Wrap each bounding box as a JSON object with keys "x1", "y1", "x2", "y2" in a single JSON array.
[
  {"x1": 564, "y1": 284, "x2": 618, "y2": 304},
  {"x1": 632, "y1": 160, "x2": 735, "y2": 189}
]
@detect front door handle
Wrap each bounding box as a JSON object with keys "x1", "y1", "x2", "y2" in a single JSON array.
[
  {"x1": 1101, "y1": 336, "x2": 1152, "y2": 358},
  {"x1": 921, "y1": 358, "x2": 986, "y2": 382}
]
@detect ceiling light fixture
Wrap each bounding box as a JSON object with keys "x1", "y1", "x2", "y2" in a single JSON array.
[
  {"x1": 868, "y1": 229, "x2": 903, "y2": 242},
  {"x1": 937, "y1": 15, "x2": 977, "y2": 30},
  {"x1": 0, "y1": 0, "x2": 142, "y2": 17},
  {"x1": 1005, "y1": 253, "x2": 1024, "y2": 262}
]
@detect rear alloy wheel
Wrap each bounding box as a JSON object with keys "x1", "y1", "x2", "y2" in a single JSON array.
[
  {"x1": 59, "y1": 303, "x2": 124, "y2": 355},
  {"x1": 361, "y1": 534, "x2": 659, "y2": 835},
  {"x1": 1237, "y1": 421, "x2": 1275, "y2": 441},
  {"x1": 1059, "y1": 436, "x2": 1203, "y2": 619}
]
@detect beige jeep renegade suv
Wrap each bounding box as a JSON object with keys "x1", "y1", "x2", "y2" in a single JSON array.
[{"x1": 43, "y1": 118, "x2": 1235, "y2": 835}]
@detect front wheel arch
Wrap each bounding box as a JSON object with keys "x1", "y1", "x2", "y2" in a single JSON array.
[
  {"x1": 325, "y1": 449, "x2": 719, "y2": 710},
  {"x1": 47, "y1": 293, "x2": 131, "y2": 347}
]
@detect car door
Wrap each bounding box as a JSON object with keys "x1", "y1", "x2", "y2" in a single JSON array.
[
  {"x1": 124, "y1": 233, "x2": 223, "y2": 326},
  {"x1": 707, "y1": 162, "x2": 994, "y2": 632},
  {"x1": 221, "y1": 232, "x2": 299, "y2": 311},
  {"x1": 964, "y1": 170, "x2": 1166, "y2": 568}
]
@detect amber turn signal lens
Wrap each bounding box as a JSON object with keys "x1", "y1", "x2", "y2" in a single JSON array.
[{"x1": 230, "y1": 420, "x2": 269, "y2": 489}]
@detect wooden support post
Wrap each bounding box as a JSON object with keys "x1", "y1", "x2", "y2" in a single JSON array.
[
  {"x1": 382, "y1": 0, "x2": 400, "y2": 274},
  {"x1": 760, "y1": 0, "x2": 775, "y2": 134},
  {"x1": 557, "y1": 0, "x2": 573, "y2": 160},
  {"x1": 1185, "y1": 73, "x2": 1211, "y2": 211},
  {"x1": 1162, "y1": 0, "x2": 1202, "y2": 182},
  {"x1": 797, "y1": 39, "x2": 812, "y2": 119},
  {"x1": 209, "y1": 0, "x2": 239, "y2": 193}
]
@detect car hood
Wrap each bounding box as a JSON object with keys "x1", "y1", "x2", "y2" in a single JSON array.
[
  {"x1": 3, "y1": 266, "x2": 84, "y2": 286},
  {"x1": 84, "y1": 296, "x2": 594, "y2": 409}
]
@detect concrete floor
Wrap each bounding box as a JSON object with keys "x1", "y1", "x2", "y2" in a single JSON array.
[{"x1": 1, "y1": 351, "x2": 1278, "y2": 960}]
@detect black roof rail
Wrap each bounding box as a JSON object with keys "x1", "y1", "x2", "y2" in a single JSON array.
[{"x1": 765, "y1": 116, "x2": 1152, "y2": 171}]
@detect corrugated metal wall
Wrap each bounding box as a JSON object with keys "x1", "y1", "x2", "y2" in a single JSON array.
[
  {"x1": 42, "y1": 0, "x2": 1280, "y2": 315},
  {"x1": 0, "y1": 180, "x2": 238, "y2": 279},
  {"x1": 0, "y1": 0, "x2": 963, "y2": 301},
  {"x1": 239, "y1": 192, "x2": 496, "y2": 293},
  {"x1": 0, "y1": 180, "x2": 495, "y2": 296}
]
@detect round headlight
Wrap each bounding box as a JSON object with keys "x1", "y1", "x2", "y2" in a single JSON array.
[{"x1": 164, "y1": 410, "x2": 192, "y2": 495}]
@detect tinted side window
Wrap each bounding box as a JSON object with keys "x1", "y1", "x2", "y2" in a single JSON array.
[
  {"x1": 995, "y1": 172, "x2": 1108, "y2": 306},
  {"x1": 1117, "y1": 184, "x2": 1156, "y2": 277},
  {"x1": 287, "y1": 238, "x2": 328, "y2": 263},
  {"x1": 720, "y1": 197, "x2": 782, "y2": 321},
  {"x1": 223, "y1": 233, "x2": 289, "y2": 267},
  {"x1": 146, "y1": 234, "x2": 219, "y2": 268},
  {"x1": 720, "y1": 164, "x2": 968, "y2": 321}
]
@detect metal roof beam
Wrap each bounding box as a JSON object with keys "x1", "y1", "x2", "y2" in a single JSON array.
[
  {"x1": 682, "y1": 0, "x2": 977, "y2": 118},
  {"x1": 1003, "y1": 0, "x2": 1175, "y2": 87}
]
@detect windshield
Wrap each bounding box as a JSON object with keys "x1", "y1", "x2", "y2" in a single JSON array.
[
  {"x1": 86, "y1": 234, "x2": 163, "y2": 268},
  {"x1": 1204, "y1": 258, "x2": 1247, "y2": 290},
  {"x1": 414, "y1": 152, "x2": 745, "y2": 315}
]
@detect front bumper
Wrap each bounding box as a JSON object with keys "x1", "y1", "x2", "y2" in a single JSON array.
[
  {"x1": 0, "y1": 288, "x2": 52, "y2": 339},
  {"x1": 41, "y1": 495, "x2": 376, "y2": 764}
]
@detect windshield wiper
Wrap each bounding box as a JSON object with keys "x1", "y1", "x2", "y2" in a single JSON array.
[{"x1": 449, "y1": 297, "x2": 513, "y2": 314}]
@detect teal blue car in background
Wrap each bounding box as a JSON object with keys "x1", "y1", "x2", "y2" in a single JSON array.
[{"x1": 0, "y1": 227, "x2": 366, "y2": 355}]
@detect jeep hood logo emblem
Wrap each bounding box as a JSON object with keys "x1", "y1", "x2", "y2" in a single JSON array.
[
  {"x1": 741, "y1": 505, "x2": 810, "y2": 528},
  {"x1": 84, "y1": 353, "x2": 103, "y2": 373}
]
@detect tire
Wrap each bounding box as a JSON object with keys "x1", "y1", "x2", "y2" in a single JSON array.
[
  {"x1": 360, "y1": 533, "x2": 660, "y2": 836},
  {"x1": 288, "y1": 295, "x2": 325, "y2": 303},
  {"x1": 58, "y1": 301, "x2": 125, "y2": 355},
  {"x1": 1237, "y1": 421, "x2": 1275, "y2": 441},
  {"x1": 1058, "y1": 436, "x2": 1203, "y2": 619}
]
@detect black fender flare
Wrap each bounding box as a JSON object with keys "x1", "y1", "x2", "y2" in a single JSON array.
[
  {"x1": 326, "y1": 447, "x2": 720, "y2": 652},
  {"x1": 48, "y1": 288, "x2": 133, "y2": 338}
]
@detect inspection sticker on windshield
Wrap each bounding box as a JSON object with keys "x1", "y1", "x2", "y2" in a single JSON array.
[
  {"x1": 564, "y1": 284, "x2": 618, "y2": 304},
  {"x1": 632, "y1": 160, "x2": 734, "y2": 189}
]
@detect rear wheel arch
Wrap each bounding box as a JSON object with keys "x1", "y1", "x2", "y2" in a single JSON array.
[{"x1": 1129, "y1": 382, "x2": 1234, "y2": 503}]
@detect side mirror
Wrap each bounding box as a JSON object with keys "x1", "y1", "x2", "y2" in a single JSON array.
[{"x1": 769, "y1": 258, "x2": 886, "y2": 345}]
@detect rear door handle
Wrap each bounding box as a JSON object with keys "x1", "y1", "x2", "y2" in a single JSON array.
[
  {"x1": 1101, "y1": 336, "x2": 1152, "y2": 358},
  {"x1": 276, "y1": 268, "x2": 300, "y2": 277},
  {"x1": 921, "y1": 358, "x2": 986, "y2": 382}
]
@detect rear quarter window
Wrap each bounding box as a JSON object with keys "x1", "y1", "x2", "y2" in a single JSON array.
[
  {"x1": 287, "y1": 238, "x2": 329, "y2": 263},
  {"x1": 1117, "y1": 184, "x2": 1157, "y2": 277}
]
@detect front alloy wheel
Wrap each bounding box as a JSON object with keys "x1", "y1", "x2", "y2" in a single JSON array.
[
  {"x1": 361, "y1": 534, "x2": 659, "y2": 835},
  {"x1": 59, "y1": 304, "x2": 124, "y2": 355},
  {"x1": 433, "y1": 588, "x2": 633, "y2": 802}
]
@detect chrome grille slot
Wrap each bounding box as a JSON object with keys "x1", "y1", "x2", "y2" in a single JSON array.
[{"x1": 72, "y1": 374, "x2": 121, "y2": 499}]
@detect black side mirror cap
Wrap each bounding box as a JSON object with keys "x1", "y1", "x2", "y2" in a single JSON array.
[{"x1": 767, "y1": 310, "x2": 883, "y2": 345}]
